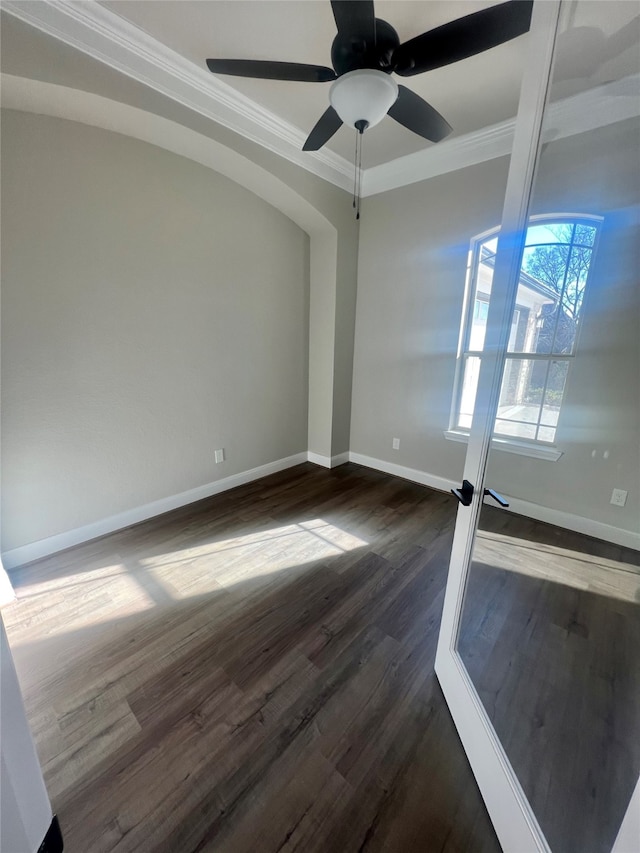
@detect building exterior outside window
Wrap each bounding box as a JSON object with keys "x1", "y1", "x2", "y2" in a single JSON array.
[{"x1": 451, "y1": 216, "x2": 601, "y2": 447}]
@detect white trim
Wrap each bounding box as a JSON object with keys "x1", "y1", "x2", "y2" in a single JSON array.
[
  {"x1": 348, "y1": 451, "x2": 639, "y2": 551},
  {"x1": 307, "y1": 451, "x2": 350, "y2": 468},
  {"x1": 2, "y1": 1, "x2": 638, "y2": 197},
  {"x1": 444, "y1": 430, "x2": 563, "y2": 462},
  {"x1": 330, "y1": 451, "x2": 350, "y2": 467},
  {"x1": 436, "y1": 649, "x2": 551, "y2": 852},
  {"x1": 2, "y1": 453, "x2": 308, "y2": 570},
  {"x1": 7, "y1": 449, "x2": 634, "y2": 569},
  {"x1": 364, "y1": 117, "x2": 514, "y2": 197},
  {"x1": 434, "y1": 0, "x2": 559, "y2": 820},
  {"x1": 505, "y1": 496, "x2": 640, "y2": 553},
  {"x1": 436, "y1": 1, "x2": 635, "y2": 844},
  {"x1": 348, "y1": 452, "x2": 457, "y2": 495},
  {"x1": 1, "y1": 0, "x2": 353, "y2": 192},
  {"x1": 612, "y1": 776, "x2": 640, "y2": 853},
  {"x1": 363, "y1": 74, "x2": 640, "y2": 197},
  {"x1": 307, "y1": 452, "x2": 332, "y2": 468}
]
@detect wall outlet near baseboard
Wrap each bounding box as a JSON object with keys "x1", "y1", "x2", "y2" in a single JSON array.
[
  {"x1": 214, "y1": 448, "x2": 225, "y2": 464},
  {"x1": 610, "y1": 488, "x2": 627, "y2": 507},
  {"x1": 392, "y1": 438, "x2": 400, "y2": 450}
]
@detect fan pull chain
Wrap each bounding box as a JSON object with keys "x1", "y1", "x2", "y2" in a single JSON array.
[
  {"x1": 353, "y1": 124, "x2": 365, "y2": 220},
  {"x1": 357, "y1": 128, "x2": 363, "y2": 220},
  {"x1": 352, "y1": 130, "x2": 359, "y2": 214}
]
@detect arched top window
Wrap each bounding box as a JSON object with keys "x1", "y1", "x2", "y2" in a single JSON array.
[{"x1": 449, "y1": 215, "x2": 602, "y2": 450}]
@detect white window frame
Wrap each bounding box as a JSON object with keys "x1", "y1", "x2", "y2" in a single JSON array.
[{"x1": 445, "y1": 213, "x2": 603, "y2": 461}]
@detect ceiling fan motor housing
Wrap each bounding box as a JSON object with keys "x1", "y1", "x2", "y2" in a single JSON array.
[
  {"x1": 205, "y1": 1, "x2": 534, "y2": 152},
  {"x1": 330, "y1": 18, "x2": 400, "y2": 75},
  {"x1": 329, "y1": 69, "x2": 399, "y2": 130}
]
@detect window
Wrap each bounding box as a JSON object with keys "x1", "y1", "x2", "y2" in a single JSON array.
[{"x1": 450, "y1": 217, "x2": 601, "y2": 451}]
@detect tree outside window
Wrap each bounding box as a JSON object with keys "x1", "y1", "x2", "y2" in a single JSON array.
[{"x1": 452, "y1": 217, "x2": 601, "y2": 445}]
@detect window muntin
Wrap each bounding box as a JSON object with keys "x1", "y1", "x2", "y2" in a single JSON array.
[{"x1": 453, "y1": 217, "x2": 600, "y2": 445}]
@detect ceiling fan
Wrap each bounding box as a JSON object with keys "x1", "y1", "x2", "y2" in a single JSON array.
[{"x1": 206, "y1": 0, "x2": 534, "y2": 151}]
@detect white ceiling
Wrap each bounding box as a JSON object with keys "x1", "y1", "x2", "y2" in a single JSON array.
[
  {"x1": 98, "y1": 1, "x2": 640, "y2": 169},
  {"x1": 2, "y1": 0, "x2": 638, "y2": 189},
  {"x1": 101, "y1": 0, "x2": 531, "y2": 168}
]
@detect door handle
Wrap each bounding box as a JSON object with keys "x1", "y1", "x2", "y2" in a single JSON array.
[
  {"x1": 451, "y1": 480, "x2": 474, "y2": 506},
  {"x1": 484, "y1": 488, "x2": 509, "y2": 508},
  {"x1": 451, "y1": 482, "x2": 509, "y2": 508}
]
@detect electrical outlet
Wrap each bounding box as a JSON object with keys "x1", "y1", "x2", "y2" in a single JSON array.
[
  {"x1": 610, "y1": 488, "x2": 627, "y2": 507},
  {"x1": 214, "y1": 448, "x2": 225, "y2": 464},
  {"x1": 392, "y1": 438, "x2": 400, "y2": 450}
]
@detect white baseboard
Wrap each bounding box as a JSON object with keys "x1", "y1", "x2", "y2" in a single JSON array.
[
  {"x1": 505, "y1": 496, "x2": 640, "y2": 552},
  {"x1": 348, "y1": 452, "x2": 640, "y2": 552},
  {"x1": 307, "y1": 451, "x2": 350, "y2": 468},
  {"x1": 2, "y1": 452, "x2": 308, "y2": 570},
  {"x1": 4, "y1": 449, "x2": 637, "y2": 570},
  {"x1": 348, "y1": 452, "x2": 458, "y2": 494}
]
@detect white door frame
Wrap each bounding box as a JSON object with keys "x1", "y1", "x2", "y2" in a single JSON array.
[{"x1": 435, "y1": 1, "x2": 639, "y2": 850}]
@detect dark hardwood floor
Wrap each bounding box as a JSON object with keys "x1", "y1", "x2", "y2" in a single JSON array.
[
  {"x1": 3, "y1": 463, "x2": 638, "y2": 853},
  {"x1": 460, "y1": 507, "x2": 640, "y2": 853},
  {"x1": 4, "y1": 463, "x2": 500, "y2": 853}
]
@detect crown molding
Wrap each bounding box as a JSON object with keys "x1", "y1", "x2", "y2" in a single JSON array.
[
  {"x1": 362, "y1": 117, "x2": 514, "y2": 197},
  {"x1": 363, "y1": 74, "x2": 640, "y2": 197},
  {"x1": 3, "y1": 1, "x2": 639, "y2": 198},
  {"x1": 1, "y1": 0, "x2": 354, "y2": 192}
]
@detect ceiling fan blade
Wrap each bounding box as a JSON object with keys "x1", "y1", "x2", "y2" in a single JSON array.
[
  {"x1": 303, "y1": 106, "x2": 343, "y2": 151},
  {"x1": 331, "y1": 0, "x2": 376, "y2": 43},
  {"x1": 206, "y1": 59, "x2": 336, "y2": 82},
  {"x1": 387, "y1": 86, "x2": 452, "y2": 143},
  {"x1": 393, "y1": 0, "x2": 533, "y2": 76}
]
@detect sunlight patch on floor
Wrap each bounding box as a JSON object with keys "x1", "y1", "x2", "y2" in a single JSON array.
[
  {"x1": 4, "y1": 520, "x2": 370, "y2": 642},
  {"x1": 13, "y1": 564, "x2": 135, "y2": 598},
  {"x1": 137, "y1": 520, "x2": 369, "y2": 599},
  {"x1": 473, "y1": 530, "x2": 640, "y2": 604},
  {"x1": 4, "y1": 563, "x2": 158, "y2": 645}
]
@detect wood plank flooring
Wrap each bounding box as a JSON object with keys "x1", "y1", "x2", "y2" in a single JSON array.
[
  {"x1": 460, "y1": 506, "x2": 640, "y2": 853},
  {"x1": 3, "y1": 463, "x2": 638, "y2": 853},
  {"x1": 3, "y1": 463, "x2": 500, "y2": 853}
]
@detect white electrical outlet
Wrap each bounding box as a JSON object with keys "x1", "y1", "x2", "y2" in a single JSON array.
[
  {"x1": 392, "y1": 438, "x2": 400, "y2": 450},
  {"x1": 214, "y1": 448, "x2": 225, "y2": 464},
  {"x1": 610, "y1": 488, "x2": 627, "y2": 507}
]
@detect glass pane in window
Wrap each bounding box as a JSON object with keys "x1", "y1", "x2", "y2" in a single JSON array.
[
  {"x1": 521, "y1": 241, "x2": 570, "y2": 293},
  {"x1": 483, "y1": 236, "x2": 498, "y2": 256},
  {"x1": 536, "y1": 425, "x2": 556, "y2": 443},
  {"x1": 553, "y1": 246, "x2": 592, "y2": 354},
  {"x1": 540, "y1": 360, "x2": 569, "y2": 426},
  {"x1": 525, "y1": 223, "x2": 567, "y2": 246},
  {"x1": 495, "y1": 358, "x2": 543, "y2": 439},
  {"x1": 469, "y1": 297, "x2": 489, "y2": 350},
  {"x1": 495, "y1": 419, "x2": 537, "y2": 440},
  {"x1": 457, "y1": 356, "x2": 481, "y2": 429},
  {"x1": 574, "y1": 223, "x2": 597, "y2": 247},
  {"x1": 517, "y1": 244, "x2": 569, "y2": 354},
  {"x1": 469, "y1": 248, "x2": 494, "y2": 350}
]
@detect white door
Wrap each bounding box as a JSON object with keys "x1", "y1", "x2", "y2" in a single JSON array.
[{"x1": 435, "y1": 1, "x2": 640, "y2": 850}]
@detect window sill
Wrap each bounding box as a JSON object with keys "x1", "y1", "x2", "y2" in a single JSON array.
[{"x1": 443, "y1": 430, "x2": 563, "y2": 462}]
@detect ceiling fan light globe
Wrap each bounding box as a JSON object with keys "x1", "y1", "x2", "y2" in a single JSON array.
[{"x1": 329, "y1": 69, "x2": 399, "y2": 130}]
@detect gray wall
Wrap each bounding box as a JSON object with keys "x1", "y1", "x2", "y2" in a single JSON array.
[
  {"x1": 1, "y1": 111, "x2": 309, "y2": 549},
  {"x1": 0, "y1": 12, "x2": 360, "y2": 460},
  {"x1": 351, "y1": 118, "x2": 640, "y2": 534},
  {"x1": 351, "y1": 155, "x2": 510, "y2": 482},
  {"x1": 2, "y1": 14, "x2": 638, "y2": 548}
]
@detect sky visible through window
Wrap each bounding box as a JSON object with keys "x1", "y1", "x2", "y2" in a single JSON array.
[{"x1": 456, "y1": 219, "x2": 599, "y2": 443}]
